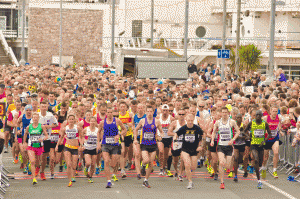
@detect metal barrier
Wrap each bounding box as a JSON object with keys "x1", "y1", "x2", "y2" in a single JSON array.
[
  {"x1": 0, "y1": 153, "x2": 10, "y2": 198},
  {"x1": 266, "y1": 129, "x2": 300, "y2": 182}
]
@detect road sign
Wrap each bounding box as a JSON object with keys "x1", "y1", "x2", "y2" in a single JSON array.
[
  {"x1": 222, "y1": 49, "x2": 230, "y2": 58},
  {"x1": 217, "y1": 49, "x2": 222, "y2": 58}
]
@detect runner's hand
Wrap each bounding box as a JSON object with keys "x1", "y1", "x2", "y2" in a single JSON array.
[
  {"x1": 55, "y1": 146, "x2": 58, "y2": 152},
  {"x1": 228, "y1": 140, "x2": 234, "y2": 146},
  {"x1": 196, "y1": 146, "x2": 202, "y2": 152},
  {"x1": 210, "y1": 141, "x2": 214, "y2": 147},
  {"x1": 38, "y1": 138, "x2": 43, "y2": 143},
  {"x1": 134, "y1": 140, "x2": 138, "y2": 145},
  {"x1": 115, "y1": 135, "x2": 120, "y2": 143}
]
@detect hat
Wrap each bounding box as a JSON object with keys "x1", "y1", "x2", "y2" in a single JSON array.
[
  {"x1": 25, "y1": 104, "x2": 33, "y2": 111},
  {"x1": 162, "y1": 104, "x2": 169, "y2": 110},
  {"x1": 14, "y1": 82, "x2": 19, "y2": 86},
  {"x1": 31, "y1": 93, "x2": 38, "y2": 98},
  {"x1": 157, "y1": 81, "x2": 163, "y2": 85},
  {"x1": 0, "y1": 84, "x2": 5, "y2": 88}
]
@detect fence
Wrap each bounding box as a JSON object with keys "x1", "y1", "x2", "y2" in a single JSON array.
[
  {"x1": 0, "y1": 153, "x2": 10, "y2": 199},
  {"x1": 266, "y1": 129, "x2": 300, "y2": 182}
]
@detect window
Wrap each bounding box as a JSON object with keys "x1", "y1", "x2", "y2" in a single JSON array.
[{"x1": 132, "y1": 20, "x2": 142, "y2": 38}]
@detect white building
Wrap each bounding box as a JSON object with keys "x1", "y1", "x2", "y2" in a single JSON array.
[{"x1": 1, "y1": 0, "x2": 300, "y2": 78}]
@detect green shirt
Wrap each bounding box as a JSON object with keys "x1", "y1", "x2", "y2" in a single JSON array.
[
  {"x1": 250, "y1": 120, "x2": 266, "y2": 145},
  {"x1": 29, "y1": 123, "x2": 43, "y2": 148}
]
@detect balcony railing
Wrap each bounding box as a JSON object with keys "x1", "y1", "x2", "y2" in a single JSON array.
[
  {"x1": 17, "y1": 27, "x2": 28, "y2": 38},
  {"x1": 47, "y1": 0, "x2": 119, "y2": 3},
  {"x1": 100, "y1": 37, "x2": 300, "y2": 52}
]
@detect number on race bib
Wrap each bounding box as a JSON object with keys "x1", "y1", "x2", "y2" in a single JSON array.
[
  {"x1": 144, "y1": 133, "x2": 154, "y2": 140},
  {"x1": 174, "y1": 142, "x2": 183, "y2": 150},
  {"x1": 185, "y1": 135, "x2": 195, "y2": 143},
  {"x1": 271, "y1": 130, "x2": 277, "y2": 138},
  {"x1": 138, "y1": 129, "x2": 142, "y2": 136},
  {"x1": 254, "y1": 130, "x2": 264, "y2": 138},
  {"x1": 106, "y1": 136, "x2": 115, "y2": 144},
  {"x1": 50, "y1": 134, "x2": 59, "y2": 142}
]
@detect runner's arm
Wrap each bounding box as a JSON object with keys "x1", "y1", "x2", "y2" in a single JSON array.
[
  {"x1": 264, "y1": 122, "x2": 272, "y2": 142},
  {"x1": 156, "y1": 120, "x2": 165, "y2": 138},
  {"x1": 210, "y1": 121, "x2": 219, "y2": 146},
  {"x1": 97, "y1": 121, "x2": 104, "y2": 144},
  {"x1": 57, "y1": 127, "x2": 65, "y2": 146},
  {"x1": 167, "y1": 121, "x2": 176, "y2": 137},
  {"x1": 117, "y1": 118, "x2": 127, "y2": 137},
  {"x1": 78, "y1": 127, "x2": 84, "y2": 147},
  {"x1": 41, "y1": 125, "x2": 49, "y2": 141},
  {"x1": 231, "y1": 120, "x2": 240, "y2": 141},
  {"x1": 133, "y1": 119, "x2": 144, "y2": 142},
  {"x1": 23, "y1": 126, "x2": 29, "y2": 142}
]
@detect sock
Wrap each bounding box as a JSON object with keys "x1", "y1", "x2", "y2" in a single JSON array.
[
  {"x1": 273, "y1": 168, "x2": 277, "y2": 172},
  {"x1": 261, "y1": 166, "x2": 266, "y2": 170},
  {"x1": 258, "y1": 180, "x2": 261, "y2": 183},
  {"x1": 108, "y1": 180, "x2": 111, "y2": 183},
  {"x1": 144, "y1": 178, "x2": 148, "y2": 182},
  {"x1": 167, "y1": 156, "x2": 172, "y2": 171}
]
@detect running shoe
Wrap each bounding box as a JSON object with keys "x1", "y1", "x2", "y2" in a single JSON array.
[
  {"x1": 50, "y1": 174, "x2": 55, "y2": 179},
  {"x1": 68, "y1": 181, "x2": 72, "y2": 187},
  {"x1": 178, "y1": 176, "x2": 183, "y2": 182},
  {"x1": 204, "y1": 159, "x2": 209, "y2": 167},
  {"x1": 3, "y1": 147, "x2": 8, "y2": 153},
  {"x1": 228, "y1": 171, "x2": 233, "y2": 178},
  {"x1": 121, "y1": 172, "x2": 127, "y2": 179},
  {"x1": 20, "y1": 164, "x2": 24, "y2": 169},
  {"x1": 40, "y1": 172, "x2": 46, "y2": 181},
  {"x1": 214, "y1": 174, "x2": 218, "y2": 181},
  {"x1": 35, "y1": 167, "x2": 40, "y2": 177},
  {"x1": 75, "y1": 170, "x2": 79, "y2": 176},
  {"x1": 257, "y1": 182, "x2": 263, "y2": 189},
  {"x1": 106, "y1": 181, "x2": 112, "y2": 188},
  {"x1": 72, "y1": 178, "x2": 76, "y2": 182},
  {"x1": 141, "y1": 166, "x2": 146, "y2": 176},
  {"x1": 187, "y1": 182, "x2": 194, "y2": 189},
  {"x1": 112, "y1": 174, "x2": 119, "y2": 182},
  {"x1": 88, "y1": 178, "x2": 94, "y2": 183},
  {"x1": 239, "y1": 165, "x2": 244, "y2": 170},
  {"x1": 32, "y1": 178, "x2": 37, "y2": 185},
  {"x1": 197, "y1": 160, "x2": 201, "y2": 168},
  {"x1": 273, "y1": 171, "x2": 278, "y2": 178},
  {"x1": 64, "y1": 163, "x2": 67, "y2": 170},
  {"x1": 59, "y1": 166, "x2": 63, "y2": 172},
  {"x1": 243, "y1": 172, "x2": 248, "y2": 178},
  {"x1": 209, "y1": 172, "x2": 215, "y2": 178},
  {"x1": 153, "y1": 161, "x2": 157, "y2": 167},
  {"x1": 174, "y1": 172, "x2": 178, "y2": 179},
  {"x1": 156, "y1": 160, "x2": 160, "y2": 167},
  {"x1": 143, "y1": 180, "x2": 151, "y2": 188},
  {"x1": 78, "y1": 162, "x2": 83, "y2": 171},
  {"x1": 233, "y1": 175, "x2": 238, "y2": 182},
  {"x1": 84, "y1": 167, "x2": 88, "y2": 176},
  {"x1": 159, "y1": 168, "x2": 164, "y2": 176},
  {"x1": 220, "y1": 183, "x2": 225, "y2": 189},
  {"x1": 137, "y1": 174, "x2": 141, "y2": 180},
  {"x1": 14, "y1": 158, "x2": 18, "y2": 164},
  {"x1": 166, "y1": 170, "x2": 173, "y2": 177},
  {"x1": 130, "y1": 164, "x2": 136, "y2": 170},
  {"x1": 249, "y1": 167, "x2": 254, "y2": 174},
  {"x1": 95, "y1": 168, "x2": 100, "y2": 175},
  {"x1": 23, "y1": 167, "x2": 28, "y2": 174},
  {"x1": 261, "y1": 170, "x2": 266, "y2": 179},
  {"x1": 226, "y1": 169, "x2": 230, "y2": 173}
]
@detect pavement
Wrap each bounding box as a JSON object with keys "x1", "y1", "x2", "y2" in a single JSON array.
[{"x1": 2, "y1": 150, "x2": 300, "y2": 199}]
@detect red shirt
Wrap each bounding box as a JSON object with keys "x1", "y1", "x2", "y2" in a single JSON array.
[{"x1": 0, "y1": 91, "x2": 6, "y2": 100}]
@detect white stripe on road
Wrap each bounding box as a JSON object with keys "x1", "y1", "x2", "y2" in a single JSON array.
[{"x1": 238, "y1": 170, "x2": 297, "y2": 199}]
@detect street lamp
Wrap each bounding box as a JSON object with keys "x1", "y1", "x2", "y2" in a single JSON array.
[{"x1": 19, "y1": 0, "x2": 26, "y2": 66}]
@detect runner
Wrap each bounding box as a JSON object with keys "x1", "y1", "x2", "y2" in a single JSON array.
[
  {"x1": 56, "y1": 115, "x2": 83, "y2": 187},
  {"x1": 97, "y1": 106, "x2": 127, "y2": 188},
  {"x1": 210, "y1": 107, "x2": 240, "y2": 189},
  {"x1": 157, "y1": 104, "x2": 175, "y2": 177},
  {"x1": 243, "y1": 110, "x2": 272, "y2": 189},
  {"x1": 119, "y1": 101, "x2": 134, "y2": 178},
  {"x1": 83, "y1": 117, "x2": 98, "y2": 183},
  {"x1": 134, "y1": 106, "x2": 165, "y2": 188},
  {"x1": 261, "y1": 106, "x2": 285, "y2": 179},
  {"x1": 36, "y1": 101, "x2": 58, "y2": 180},
  {"x1": 23, "y1": 112, "x2": 49, "y2": 185},
  {"x1": 232, "y1": 113, "x2": 248, "y2": 182},
  {"x1": 173, "y1": 114, "x2": 204, "y2": 189},
  {"x1": 167, "y1": 108, "x2": 186, "y2": 181},
  {"x1": 133, "y1": 103, "x2": 146, "y2": 179}
]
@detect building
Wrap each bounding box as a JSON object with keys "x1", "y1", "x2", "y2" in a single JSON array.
[{"x1": 1, "y1": 0, "x2": 300, "y2": 78}]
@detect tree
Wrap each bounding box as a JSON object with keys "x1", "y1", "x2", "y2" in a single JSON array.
[
  {"x1": 239, "y1": 44, "x2": 262, "y2": 72},
  {"x1": 229, "y1": 44, "x2": 262, "y2": 74}
]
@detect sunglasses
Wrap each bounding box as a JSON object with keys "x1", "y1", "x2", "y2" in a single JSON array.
[
  {"x1": 199, "y1": 106, "x2": 204, "y2": 108},
  {"x1": 178, "y1": 114, "x2": 185, "y2": 116},
  {"x1": 169, "y1": 110, "x2": 173, "y2": 112},
  {"x1": 222, "y1": 99, "x2": 227, "y2": 101}
]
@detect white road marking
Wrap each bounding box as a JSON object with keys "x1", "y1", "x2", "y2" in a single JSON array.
[{"x1": 238, "y1": 170, "x2": 297, "y2": 199}]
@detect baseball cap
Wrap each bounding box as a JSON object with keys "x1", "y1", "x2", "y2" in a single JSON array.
[
  {"x1": 25, "y1": 104, "x2": 33, "y2": 111},
  {"x1": 162, "y1": 104, "x2": 169, "y2": 110},
  {"x1": 157, "y1": 81, "x2": 163, "y2": 85}
]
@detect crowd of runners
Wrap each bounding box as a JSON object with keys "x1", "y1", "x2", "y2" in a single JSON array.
[{"x1": 0, "y1": 64, "x2": 299, "y2": 190}]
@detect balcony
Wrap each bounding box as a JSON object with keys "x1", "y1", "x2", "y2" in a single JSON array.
[
  {"x1": 46, "y1": 0, "x2": 119, "y2": 3},
  {"x1": 0, "y1": 0, "x2": 17, "y2": 3},
  {"x1": 1, "y1": 27, "x2": 28, "y2": 39}
]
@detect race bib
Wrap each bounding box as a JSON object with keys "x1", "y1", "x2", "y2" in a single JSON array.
[
  {"x1": 254, "y1": 129, "x2": 264, "y2": 138},
  {"x1": 220, "y1": 134, "x2": 231, "y2": 140},
  {"x1": 31, "y1": 135, "x2": 40, "y2": 142},
  {"x1": 87, "y1": 136, "x2": 97, "y2": 145},
  {"x1": 67, "y1": 133, "x2": 77, "y2": 139},
  {"x1": 144, "y1": 132, "x2": 154, "y2": 140},
  {"x1": 50, "y1": 134, "x2": 59, "y2": 142},
  {"x1": 185, "y1": 135, "x2": 195, "y2": 143},
  {"x1": 106, "y1": 136, "x2": 115, "y2": 144},
  {"x1": 173, "y1": 142, "x2": 183, "y2": 150},
  {"x1": 163, "y1": 128, "x2": 168, "y2": 134},
  {"x1": 138, "y1": 129, "x2": 142, "y2": 136},
  {"x1": 271, "y1": 130, "x2": 278, "y2": 138}
]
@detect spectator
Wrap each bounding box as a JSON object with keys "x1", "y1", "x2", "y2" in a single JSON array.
[
  {"x1": 188, "y1": 61, "x2": 197, "y2": 75},
  {"x1": 278, "y1": 68, "x2": 287, "y2": 82},
  {"x1": 102, "y1": 62, "x2": 109, "y2": 68}
]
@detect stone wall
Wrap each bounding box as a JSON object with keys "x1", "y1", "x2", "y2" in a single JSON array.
[{"x1": 28, "y1": 8, "x2": 103, "y2": 66}]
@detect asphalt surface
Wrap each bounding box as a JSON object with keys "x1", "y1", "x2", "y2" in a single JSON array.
[{"x1": 2, "y1": 150, "x2": 300, "y2": 199}]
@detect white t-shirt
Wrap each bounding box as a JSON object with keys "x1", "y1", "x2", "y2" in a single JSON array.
[{"x1": 31, "y1": 111, "x2": 58, "y2": 140}]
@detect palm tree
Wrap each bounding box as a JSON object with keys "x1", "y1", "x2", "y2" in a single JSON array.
[{"x1": 239, "y1": 44, "x2": 262, "y2": 72}]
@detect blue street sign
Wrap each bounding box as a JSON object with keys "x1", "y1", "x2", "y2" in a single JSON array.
[
  {"x1": 222, "y1": 49, "x2": 230, "y2": 59},
  {"x1": 217, "y1": 49, "x2": 222, "y2": 58}
]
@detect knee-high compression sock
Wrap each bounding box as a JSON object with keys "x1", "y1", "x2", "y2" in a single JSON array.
[{"x1": 167, "y1": 156, "x2": 173, "y2": 171}]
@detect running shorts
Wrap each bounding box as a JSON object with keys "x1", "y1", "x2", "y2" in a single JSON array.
[
  {"x1": 162, "y1": 138, "x2": 172, "y2": 148},
  {"x1": 102, "y1": 144, "x2": 120, "y2": 155},
  {"x1": 27, "y1": 146, "x2": 44, "y2": 156},
  {"x1": 141, "y1": 144, "x2": 158, "y2": 153},
  {"x1": 208, "y1": 141, "x2": 218, "y2": 153},
  {"x1": 43, "y1": 140, "x2": 51, "y2": 153},
  {"x1": 84, "y1": 149, "x2": 97, "y2": 156},
  {"x1": 234, "y1": 144, "x2": 246, "y2": 153},
  {"x1": 217, "y1": 145, "x2": 233, "y2": 156},
  {"x1": 64, "y1": 146, "x2": 78, "y2": 155},
  {"x1": 124, "y1": 135, "x2": 133, "y2": 147},
  {"x1": 171, "y1": 149, "x2": 182, "y2": 157},
  {"x1": 182, "y1": 148, "x2": 198, "y2": 156}
]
